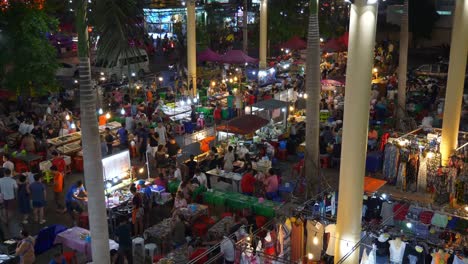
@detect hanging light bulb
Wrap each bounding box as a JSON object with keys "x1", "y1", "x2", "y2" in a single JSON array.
[
  {"x1": 308, "y1": 253, "x2": 313, "y2": 260},
  {"x1": 105, "y1": 112, "x2": 111, "y2": 119},
  {"x1": 313, "y1": 235, "x2": 319, "y2": 245},
  {"x1": 98, "y1": 108, "x2": 103, "y2": 115},
  {"x1": 65, "y1": 114, "x2": 70, "y2": 121},
  {"x1": 193, "y1": 98, "x2": 198, "y2": 103},
  {"x1": 120, "y1": 108, "x2": 125, "y2": 115},
  {"x1": 289, "y1": 106, "x2": 294, "y2": 111},
  {"x1": 138, "y1": 167, "x2": 144, "y2": 174},
  {"x1": 70, "y1": 122, "x2": 76, "y2": 129},
  {"x1": 180, "y1": 100, "x2": 185, "y2": 106},
  {"x1": 303, "y1": 93, "x2": 308, "y2": 99},
  {"x1": 187, "y1": 98, "x2": 192, "y2": 105}
]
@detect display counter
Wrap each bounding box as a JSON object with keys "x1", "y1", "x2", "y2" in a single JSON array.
[
  {"x1": 161, "y1": 103, "x2": 192, "y2": 117},
  {"x1": 47, "y1": 132, "x2": 81, "y2": 146}
]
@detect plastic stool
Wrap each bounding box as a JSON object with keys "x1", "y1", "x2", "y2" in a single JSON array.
[
  {"x1": 73, "y1": 156, "x2": 84, "y2": 172},
  {"x1": 184, "y1": 122, "x2": 194, "y2": 134},
  {"x1": 15, "y1": 162, "x2": 28, "y2": 173},
  {"x1": 145, "y1": 243, "x2": 157, "y2": 262},
  {"x1": 132, "y1": 237, "x2": 145, "y2": 258},
  {"x1": 320, "y1": 155, "x2": 330, "y2": 168},
  {"x1": 78, "y1": 213, "x2": 89, "y2": 229},
  {"x1": 221, "y1": 212, "x2": 233, "y2": 219},
  {"x1": 277, "y1": 149, "x2": 288, "y2": 161},
  {"x1": 63, "y1": 251, "x2": 77, "y2": 264},
  {"x1": 192, "y1": 222, "x2": 208, "y2": 237}
]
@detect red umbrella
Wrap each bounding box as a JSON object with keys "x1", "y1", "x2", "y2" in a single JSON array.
[
  {"x1": 323, "y1": 38, "x2": 346, "y2": 52},
  {"x1": 280, "y1": 36, "x2": 307, "y2": 50}
]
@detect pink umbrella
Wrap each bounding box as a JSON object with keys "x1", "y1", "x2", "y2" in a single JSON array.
[
  {"x1": 220, "y1": 50, "x2": 259, "y2": 64},
  {"x1": 197, "y1": 48, "x2": 222, "y2": 62},
  {"x1": 321, "y1": 79, "x2": 344, "y2": 87}
]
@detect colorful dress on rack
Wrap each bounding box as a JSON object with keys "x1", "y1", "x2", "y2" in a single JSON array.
[
  {"x1": 291, "y1": 218, "x2": 304, "y2": 263},
  {"x1": 417, "y1": 155, "x2": 428, "y2": 193},
  {"x1": 383, "y1": 144, "x2": 400, "y2": 182}
]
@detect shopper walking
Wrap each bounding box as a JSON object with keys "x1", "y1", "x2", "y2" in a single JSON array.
[
  {"x1": 17, "y1": 175, "x2": 31, "y2": 224},
  {"x1": 0, "y1": 168, "x2": 18, "y2": 223},
  {"x1": 29, "y1": 174, "x2": 46, "y2": 224},
  {"x1": 51, "y1": 165, "x2": 66, "y2": 213},
  {"x1": 130, "y1": 186, "x2": 144, "y2": 236}
]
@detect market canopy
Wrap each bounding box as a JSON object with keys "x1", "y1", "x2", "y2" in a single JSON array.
[
  {"x1": 321, "y1": 79, "x2": 344, "y2": 87},
  {"x1": 323, "y1": 38, "x2": 346, "y2": 52},
  {"x1": 197, "y1": 48, "x2": 221, "y2": 62},
  {"x1": 216, "y1": 115, "x2": 269, "y2": 135},
  {"x1": 280, "y1": 36, "x2": 307, "y2": 50},
  {"x1": 363, "y1": 177, "x2": 387, "y2": 193},
  {"x1": 219, "y1": 50, "x2": 259, "y2": 64},
  {"x1": 252, "y1": 99, "x2": 290, "y2": 111}
]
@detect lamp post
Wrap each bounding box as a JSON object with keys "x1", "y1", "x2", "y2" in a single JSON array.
[
  {"x1": 187, "y1": 0, "x2": 197, "y2": 96},
  {"x1": 334, "y1": 0, "x2": 378, "y2": 263},
  {"x1": 440, "y1": 0, "x2": 468, "y2": 165},
  {"x1": 259, "y1": 0, "x2": 267, "y2": 69}
]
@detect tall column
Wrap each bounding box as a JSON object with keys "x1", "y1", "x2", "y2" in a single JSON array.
[
  {"x1": 187, "y1": 0, "x2": 197, "y2": 96},
  {"x1": 259, "y1": 0, "x2": 267, "y2": 69},
  {"x1": 334, "y1": 1, "x2": 378, "y2": 263},
  {"x1": 440, "y1": 0, "x2": 468, "y2": 165},
  {"x1": 397, "y1": 0, "x2": 408, "y2": 124}
]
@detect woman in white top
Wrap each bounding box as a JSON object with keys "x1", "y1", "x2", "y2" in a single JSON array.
[{"x1": 223, "y1": 146, "x2": 235, "y2": 172}]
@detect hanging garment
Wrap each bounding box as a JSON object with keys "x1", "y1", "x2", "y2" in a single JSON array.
[
  {"x1": 431, "y1": 213, "x2": 448, "y2": 228},
  {"x1": 291, "y1": 218, "x2": 305, "y2": 263},
  {"x1": 325, "y1": 224, "x2": 336, "y2": 256},
  {"x1": 381, "y1": 202, "x2": 395, "y2": 226},
  {"x1": 447, "y1": 167, "x2": 457, "y2": 194},
  {"x1": 417, "y1": 155, "x2": 428, "y2": 192},
  {"x1": 397, "y1": 163, "x2": 407, "y2": 190},
  {"x1": 240, "y1": 252, "x2": 259, "y2": 264},
  {"x1": 277, "y1": 224, "x2": 285, "y2": 256},
  {"x1": 389, "y1": 240, "x2": 407, "y2": 264},
  {"x1": 452, "y1": 255, "x2": 465, "y2": 264},
  {"x1": 306, "y1": 220, "x2": 324, "y2": 261},
  {"x1": 361, "y1": 249, "x2": 369, "y2": 264},
  {"x1": 331, "y1": 192, "x2": 336, "y2": 216},
  {"x1": 383, "y1": 144, "x2": 400, "y2": 181},
  {"x1": 432, "y1": 252, "x2": 449, "y2": 264},
  {"x1": 367, "y1": 246, "x2": 377, "y2": 264}
]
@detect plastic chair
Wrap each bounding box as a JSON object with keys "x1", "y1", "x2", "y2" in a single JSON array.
[
  {"x1": 132, "y1": 237, "x2": 145, "y2": 258},
  {"x1": 145, "y1": 243, "x2": 157, "y2": 262},
  {"x1": 15, "y1": 161, "x2": 28, "y2": 173},
  {"x1": 192, "y1": 222, "x2": 208, "y2": 237},
  {"x1": 78, "y1": 213, "x2": 89, "y2": 229},
  {"x1": 320, "y1": 155, "x2": 330, "y2": 168}
]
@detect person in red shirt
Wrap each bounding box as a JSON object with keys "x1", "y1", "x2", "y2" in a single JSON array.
[
  {"x1": 248, "y1": 91, "x2": 255, "y2": 106},
  {"x1": 214, "y1": 104, "x2": 222, "y2": 125},
  {"x1": 51, "y1": 165, "x2": 66, "y2": 213},
  {"x1": 51, "y1": 151, "x2": 66, "y2": 174},
  {"x1": 240, "y1": 165, "x2": 256, "y2": 196}
]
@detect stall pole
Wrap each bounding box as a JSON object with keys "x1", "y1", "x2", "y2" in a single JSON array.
[
  {"x1": 146, "y1": 151, "x2": 151, "y2": 180},
  {"x1": 242, "y1": 0, "x2": 248, "y2": 53},
  {"x1": 187, "y1": 0, "x2": 197, "y2": 96},
  {"x1": 334, "y1": 1, "x2": 378, "y2": 263},
  {"x1": 440, "y1": 0, "x2": 468, "y2": 166},
  {"x1": 259, "y1": 0, "x2": 267, "y2": 69},
  {"x1": 396, "y1": 0, "x2": 408, "y2": 124}
]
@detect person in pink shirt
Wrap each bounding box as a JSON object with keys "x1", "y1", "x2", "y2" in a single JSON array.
[{"x1": 263, "y1": 168, "x2": 279, "y2": 200}]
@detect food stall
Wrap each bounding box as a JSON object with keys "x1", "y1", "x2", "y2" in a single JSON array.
[
  {"x1": 216, "y1": 115, "x2": 269, "y2": 143},
  {"x1": 251, "y1": 99, "x2": 291, "y2": 139}
]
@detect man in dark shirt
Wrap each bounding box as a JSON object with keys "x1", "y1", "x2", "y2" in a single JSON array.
[
  {"x1": 135, "y1": 123, "x2": 148, "y2": 162},
  {"x1": 166, "y1": 136, "x2": 180, "y2": 158},
  {"x1": 148, "y1": 128, "x2": 159, "y2": 157},
  {"x1": 185, "y1": 154, "x2": 197, "y2": 179},
  {"x1": 104, "y1": 127, "x2": 114, "y2": 156},
  {"x1": 115, "y1": 216, "x2": 133, "y2": 264},
  {"x1": 190, "y1": 105, "x2": 197, "y2": 123}
]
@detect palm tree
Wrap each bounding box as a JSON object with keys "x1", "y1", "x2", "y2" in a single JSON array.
[
  {"x1": 397, "y1": 0, "x2": 408, "y2": 128},
  {"x1": 242, "y1": 0, "x2": 248, "y2": 53},
  {"x1": 305, "y1": 0, "x2": 321, "y2": 198},
  {"x1": 75, "y1": 0, "x2": 110, "y2": 262}
]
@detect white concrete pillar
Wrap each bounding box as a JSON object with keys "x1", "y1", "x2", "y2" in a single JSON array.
[
  {"x1": 440, "y1": 0, "x2": 468, "y2": 165},
  {"x1": 259, "y1": 0, "x2": 267, "y2": 69},
  {"x1": 187, "y1": 0, "x2": 197, "y2": 96},
  {"x1": 334, "y1": 1, "x2": 378, "y2": 263}
]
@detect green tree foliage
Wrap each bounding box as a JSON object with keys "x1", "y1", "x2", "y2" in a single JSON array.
[
  {"x1": 268, "y1": 0, "x2": 309, "y2": 47},
  {"x1": 0, "y1": 1, "x2": 59, "y2": 95},
  {"x1": 93, "y1": 0, "x2": 145, "y2": 66}
]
